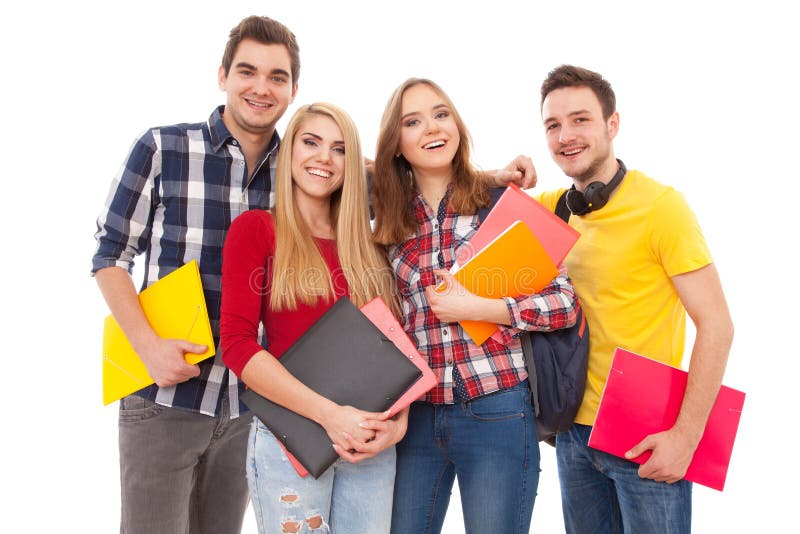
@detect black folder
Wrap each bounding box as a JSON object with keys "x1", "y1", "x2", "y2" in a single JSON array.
[{"x1": 241, "y1": 296, "x2": 422, "y2": 478}]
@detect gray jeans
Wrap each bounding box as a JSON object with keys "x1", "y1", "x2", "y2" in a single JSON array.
[{"x1": 118, "y1": 394, "x2": 251, "y2": 534}]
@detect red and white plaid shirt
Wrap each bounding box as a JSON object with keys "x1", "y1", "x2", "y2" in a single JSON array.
[{"x1": 388, "y1": 190, "x2": 578, "y2": 404}]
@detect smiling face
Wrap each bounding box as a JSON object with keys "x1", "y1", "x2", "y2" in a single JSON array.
[
  {"x1": 290, "y1": 114, "x2": 346, "y2": 205},
  {"x1": 397, "y1": 83, "x2": 460, "y2": 178},
  {"x1": 218, "y1": 39, "x2": 298, "y2": 141},
  {"x1": 542, "y1": 86, "x2": 619, "y2": 185}
]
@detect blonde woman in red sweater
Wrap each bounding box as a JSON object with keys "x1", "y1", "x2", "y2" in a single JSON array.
[{"x1": 221, "y1": 103, "x2": 404, "y2": 534}]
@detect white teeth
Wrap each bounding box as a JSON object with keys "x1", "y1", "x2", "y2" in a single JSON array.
[
  {"x1": 563, "y1": 148, "x2": 583, "y2": 156},
  {"x1": 246, "y1": 99, "x2": 270, "y2": 108},
  {"x1": 424, "y1": 140, "x2": 445, "y2": 149},
  {"x1": 307, "y1": 168, "x2": 331, "y2": 178}
]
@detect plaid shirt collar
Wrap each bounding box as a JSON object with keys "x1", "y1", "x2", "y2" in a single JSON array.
[
  {"x1": 412, "y1": 183, "x2": 452, "y2": 220},
  {"x1": 208, "y1": 105, "x2": 281, "y2": 160},
  {"x1": 209, "y1": 105, "x2": 233, "y2": 152}
]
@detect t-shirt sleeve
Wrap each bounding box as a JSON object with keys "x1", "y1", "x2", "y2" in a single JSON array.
[
  {"x1": 649, "y1": 189, "x2": 713, "y2": 277},
  {"x1": 220, "y1": 210, "x2": 275, "y2": 377},
  {"x1": 533, "y1": 188, "x2": 567, "y2": 213}
]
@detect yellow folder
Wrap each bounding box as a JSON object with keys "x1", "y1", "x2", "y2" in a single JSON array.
[
  {"x1": 102, "y1": 260, "x2": 215, "y2": 404},
  {"x1": 451, "y1": 221, "x2": 559, "y2": 345}
]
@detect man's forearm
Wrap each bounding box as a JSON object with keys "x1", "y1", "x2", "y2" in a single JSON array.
[
  {"x1": 674, "y1": 318, "x2": 734, "y2": 445},
  {"x1": 95, "y1": 266, "x2": 159, "y2": 355},
  {"x1": 671, "y1": 264, "x2": 735, "y2": 445}
]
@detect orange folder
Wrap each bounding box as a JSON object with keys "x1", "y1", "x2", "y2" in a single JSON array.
[
  {"x1": 455, "y1": 183, "x2": 580, "y2": 268},
  {"x1": 588, "y1": 348, "x2": 745, "y2": 491},
  {"x1": 102, "y1": 260, "x2": 215, "y2": 404},
  {"x1": 450, "y1": 220, "x2": 559, "y2": 345},
  {"x1": 280, "y1": 297, "x2": 438, "y2": 477}
]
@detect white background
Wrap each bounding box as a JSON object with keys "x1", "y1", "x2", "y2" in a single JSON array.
[{"x1": 1, "y1": 0, "x2": 797, "y2": 531}]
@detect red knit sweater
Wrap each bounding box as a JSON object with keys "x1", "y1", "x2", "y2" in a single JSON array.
[{"x1": 220, "y1": 210, "x2": 348, "y2": 377}]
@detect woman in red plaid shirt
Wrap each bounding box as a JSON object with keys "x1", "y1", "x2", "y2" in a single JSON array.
[{"x1": 371, "y1": 78, "x2": 579, "y2": 533}]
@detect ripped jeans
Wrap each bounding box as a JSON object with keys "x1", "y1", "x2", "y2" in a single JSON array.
[{"x1": 246, "y1": 418, "x2": 396, "y2": 534}]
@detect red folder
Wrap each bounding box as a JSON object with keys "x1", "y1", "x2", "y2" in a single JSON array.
[
  {"x1": 281, "y1": 297, "x2": 437, "y2": 477},
  {"x1": 588, "y1": 348, "x2": 745, "y2": 491},
  {"x1": 456, "y1": 183, "x2": 580, "y2": 267}
]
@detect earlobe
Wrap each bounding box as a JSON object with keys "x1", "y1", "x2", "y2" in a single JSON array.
[
  {"x1": 607, "y1": 111, "x2": 620, "y2": 140},
  {"x1": 290, "y1": 83, "x2": 299, "y2": 104}
]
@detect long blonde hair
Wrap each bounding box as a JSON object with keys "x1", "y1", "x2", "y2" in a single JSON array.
[
  {"x1": 270, "y1": 103, "x2": 399, "y2": 316},
  {"x1": 372, "y1": 78, "x2": 489, "y2": 245}
]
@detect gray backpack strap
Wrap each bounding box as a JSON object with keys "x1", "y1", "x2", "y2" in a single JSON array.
[{"x1": 521, "y1": 333, "x2": 540, "y2": 417}]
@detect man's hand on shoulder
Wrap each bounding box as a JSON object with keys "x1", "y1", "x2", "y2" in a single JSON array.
[{"x1": 487, "y1": 155, "x2": 537, "y2": 189}]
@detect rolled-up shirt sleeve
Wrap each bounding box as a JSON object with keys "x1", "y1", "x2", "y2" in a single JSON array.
[
  {"x1": 91, "y1": 130, "x2": 160, "y2": 274},
  {"x1": 498, "y1": 267, "x2": 578, "y2": 344},
  {"x1": 220, "y1": 211, "x2": 274, "y2": 378}
]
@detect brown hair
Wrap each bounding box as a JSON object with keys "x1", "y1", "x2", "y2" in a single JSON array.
[
  {"x1": 540, "y1": 65, "x2": 616, "y2": 120},
  {"x1": 221, "y1": 16, "x2": 300, "y2": 84},
  {"x1": 372, "y1": 78, "x2": 488, "y2": 246}
]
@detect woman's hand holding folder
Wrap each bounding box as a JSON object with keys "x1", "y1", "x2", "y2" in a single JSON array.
[
  {"x1": 334, "y1": 407, "x2": 410, "y2": 464},
  {"x1": 318, "y1": 402, "x2": 381, "y2": 453}
]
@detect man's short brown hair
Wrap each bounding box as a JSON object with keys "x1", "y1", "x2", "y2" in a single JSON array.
[
  {"x1": 221, "y1": 16, "x2": 300, "y2": 84},
  {"x1": 540, "y1": 65, "x2": 616, "y2": 119}
]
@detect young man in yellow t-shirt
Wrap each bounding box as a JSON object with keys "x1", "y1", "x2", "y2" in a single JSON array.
[{"x1": 535, "y1": 64, "x2": 734, "y2": 533}]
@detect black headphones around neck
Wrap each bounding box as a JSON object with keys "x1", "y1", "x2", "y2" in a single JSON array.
[{"x1": 565, "y1": 159, "x2": 627, "y2": 216}]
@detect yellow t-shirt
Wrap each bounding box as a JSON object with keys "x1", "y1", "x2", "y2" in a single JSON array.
[{"x1": 536, "y1": 170, "x2": 713, "y2": 425}]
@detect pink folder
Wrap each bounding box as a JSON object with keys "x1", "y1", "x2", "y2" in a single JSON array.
[
  {"x1": 360, "y1": 297, "x2": 438, "y2": 419},
  {"x1": 588, "y1": 348, "x2": 745, "y2": 491},
  {"x1": 281, "y1": 297, "x2": 437, "y2": 477},
  {"x1": 455, "y1": 183, "x2": 580, "y2": 267}
]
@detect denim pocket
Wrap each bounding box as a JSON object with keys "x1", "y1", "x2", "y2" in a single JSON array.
[
  {"x1": 118, "y1": 395, "x2": 164, "y2": 423},
  {"x1": 464, "y1": 383, "x2": 529, "y2": 422}
]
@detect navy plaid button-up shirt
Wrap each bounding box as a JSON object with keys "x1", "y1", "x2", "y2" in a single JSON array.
[
  {"x1": 92, "y1": 106, "x2": 279, "y2": 417},
  {"x1": 388, "y1": 190, "x2": 578, "y2": 404}
]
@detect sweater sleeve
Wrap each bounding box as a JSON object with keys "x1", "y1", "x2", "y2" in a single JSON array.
[{"x1": 220, "y1": 210, "x2": 275, "y2": 377}]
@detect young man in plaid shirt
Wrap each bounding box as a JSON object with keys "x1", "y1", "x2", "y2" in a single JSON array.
[{"x1": 92, "y1": 16, "x2": 299, "y2": 533}]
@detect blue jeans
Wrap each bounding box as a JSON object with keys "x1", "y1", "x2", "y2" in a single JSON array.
[
  {"x1": 246, "y1": 418, "x2": 396, "y2": 534},
  {"x1": 391, "y1": 381, "x2": 540, "y2": 534},
  {"x1": 556, "y1": 423, "x2": 692, "y2": 534}
]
